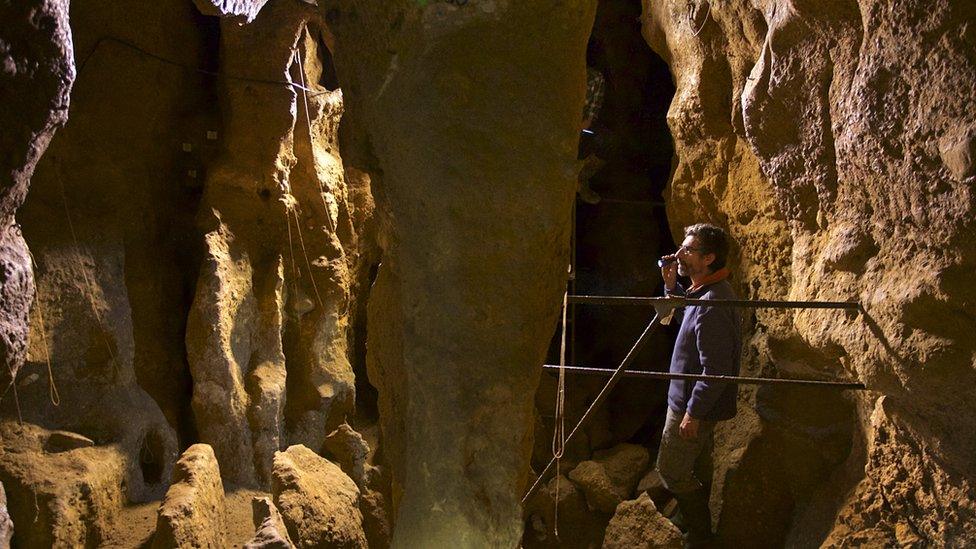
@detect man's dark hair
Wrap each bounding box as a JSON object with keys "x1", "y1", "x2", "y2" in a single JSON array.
[{"x1": 684, "y1": 223, "x2": 730, "y2": 271}]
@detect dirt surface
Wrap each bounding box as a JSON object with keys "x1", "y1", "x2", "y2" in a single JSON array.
[{"x1": 100, "y1": 485, "x2": 269, "y2": 547}]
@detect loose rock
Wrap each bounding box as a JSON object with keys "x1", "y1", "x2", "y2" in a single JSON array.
[
  {"x1": 602, "y1": 492, "x2": 683, "y2": 549},
  {"x1": 244, "y1": 497, "x2": 295, "y2": 549},
  {"x1": 152, "y1": 444, "x2": 227, "y2": 549},
  {"x1": 593, "y1": 443, "x2": 650, "y2": 500},
  {"x1": 569, "y1": 460, "x2": 623, "y2": 514},
  {"x1": 323, "y1": 423, "x2": 370, "y2": 486},
  {"x1": 271, "y1": 445, "x2": 367, "y2": 548}
]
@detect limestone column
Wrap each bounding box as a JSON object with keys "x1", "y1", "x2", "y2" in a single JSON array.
[{"x1": 325, "y1": 1, "x2": 597, "y2": 545}]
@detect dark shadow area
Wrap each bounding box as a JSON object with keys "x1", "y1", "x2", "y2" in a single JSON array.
[
  {"x1": 526, "y1": 1, "x2": 677, "y2": 546},
  {"x1": 539, "y1": 0, "x2": 678, "y2": 459}
]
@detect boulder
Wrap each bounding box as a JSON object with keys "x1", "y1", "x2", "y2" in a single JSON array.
[
  {"x1": 939, "y1": 129, "x2": 976, "y2": 181},
  {"x1": 152, "y1": 444, "x2": 227, "y2": 549},
  {"x1": 244, "y1": 497, "x2": 295, "y2": 549},
  {"x1": 523, "y1": 474, "x2": 606, "y2": 549},
  {"x1": 569, "y1": 460, "x2": 622, "y2": 514},
  {"x1": 322, "y1": 423, "x2": 370, "y2": 486},
  {"x1": 602, "y1": 492, "x2": 683, "y2": 549},
  {"x1": 592, "y1": 443, "x2": 650, "y2": 500},
  {"x1": 0, "y1": 422, "x2": 134, "y2": 546},
  {"x1": 271, "y1": 445, "x2": 366, "y2": 548}
]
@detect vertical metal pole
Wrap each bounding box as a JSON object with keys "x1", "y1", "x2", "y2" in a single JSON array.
[{"x1": 569, "y1": 197, "x2": 577, "y2": 371}]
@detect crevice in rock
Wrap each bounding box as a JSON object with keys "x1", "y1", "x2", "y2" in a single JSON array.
[
  {"x1": 139, "y1": 428, "x2": 168, "y2": 486},
  {"x1": 526, "y1": 0, "x2": 677, "y2": 545}
]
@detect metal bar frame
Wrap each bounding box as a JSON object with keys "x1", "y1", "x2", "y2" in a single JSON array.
[
  {"x1": 541, "y1": 364, "x2": 865, "y2": 389},
  {"x1": 524, "y1": 295, "x2": 864, "y2": 502},
  {"x1": 569, "y1": 294, "x2": 861, "y2": 310}
]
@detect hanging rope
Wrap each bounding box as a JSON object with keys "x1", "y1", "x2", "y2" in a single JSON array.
[
  {"x1": 56, "y1": 162, "x2": 120, "y2": 380},
  {"x1": 550, "y1": 279, "x2": 570, "y2": 539},
  {"x1": 26, "y1": 248, "x2": 60, "y2": 407},
  {"x1": 525, "y1": 310, "x2": 665, "y2": 503},
  {"x1": 689, "y1": 0, "x2": 712, "y2": 37},
  {"x1": 0, "y1": 225, "x2": 60, "y2": 408},
  {"x1": 77, "y1": 35, "x2": 333, "y2": 96},
  {"x1": 294, "y1": 36, "x2": 337, "y2": 236},
  {"x1": 289, "y1": 206, "x2": 325, "y2": 310}
]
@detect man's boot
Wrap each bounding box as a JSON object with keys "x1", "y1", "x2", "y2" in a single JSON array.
[{"x1": 673, "y1": 488, "x2": 713, "y2": 548}]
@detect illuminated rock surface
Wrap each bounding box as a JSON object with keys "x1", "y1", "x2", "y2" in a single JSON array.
[{"x1": 0, "y1": 0, "x2": 973, "y2": 546}]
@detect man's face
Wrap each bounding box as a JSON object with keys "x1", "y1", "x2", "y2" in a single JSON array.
[{"x1": 676, "y1": 236, "x2": 714, "y2": 278}]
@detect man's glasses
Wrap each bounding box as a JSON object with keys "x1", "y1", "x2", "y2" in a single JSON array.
[{"x1": 677, "y1": 245, "x2": 705, "y2": 254}]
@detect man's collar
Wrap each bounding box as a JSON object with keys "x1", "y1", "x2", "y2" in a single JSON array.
[{"x1": 687, "y1": 267, "x2": 730, "y2": 295}]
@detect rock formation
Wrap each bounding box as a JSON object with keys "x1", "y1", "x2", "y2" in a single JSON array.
[
  {"x1": 0, "y1": 0, "x2": 73, "y2": 394},
  {"x1": 602, "y1": 492, "x2": 683, "y2": 549},
  {"x1": 0, "y1": 0, "x2": 974, "y2": 546},
  {"x1": 0, "y1": 1, "x2": 181, "y2": 545},
  {"x1": 271, "y1": 444, "x2": 368, "y2": 548},
  {"x1": 643, "y1": 0, "x2": 976, "y2": 544},
  {"x1": 323, "y1": 1, "x2": 599, "y2": 545},
  {"x1": 185, "y1": 0, "x2": 366, "y2": 488},
  {"x1": 153, "y1": 444, "x2": 228, "y2": 548}
]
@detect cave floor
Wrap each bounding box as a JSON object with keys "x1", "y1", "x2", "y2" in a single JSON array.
[{"x1": 100, "y1": 485, "x2": 268, "y2": 547}]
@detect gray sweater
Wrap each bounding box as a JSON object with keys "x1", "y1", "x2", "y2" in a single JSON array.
[{"x1": 667, "y1": 279, "x2": 742, "y2": 421}]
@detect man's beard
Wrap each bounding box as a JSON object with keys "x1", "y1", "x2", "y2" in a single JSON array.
[{"x1": 677, "y1": 261, "x2": 689, "y2": 277}]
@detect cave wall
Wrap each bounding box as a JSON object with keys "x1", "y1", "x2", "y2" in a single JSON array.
[
  {"x1": 4, "y1": 0, "x2": 975, "y2": 545},
  {"x1": 0, "y1": 0, "x2": 73, "y2": 397},
  {"x1": 182, "y1": 0, "x2": 376, "y2": 489},
  {"x1": 0, "y1": 0, "x2": 379, "y2": 544},
  {"x1": 643, "y1": 0, "x2": 975, "y2": 545}
]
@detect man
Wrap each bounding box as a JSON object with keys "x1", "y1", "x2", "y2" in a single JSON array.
[{"x1": 656, "y1": 223, "x2": 741, "y2": 548}]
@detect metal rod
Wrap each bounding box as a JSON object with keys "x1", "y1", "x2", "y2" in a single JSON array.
[
  {"x1": 568, "y1": 295, "x2": 861, "y2": 310},
  {"x1": 542, "y1": 364, "x2": 865, "y2": 389},
  {"x1": 522, "y1": 312, "x2": 663, "y2": 504}
]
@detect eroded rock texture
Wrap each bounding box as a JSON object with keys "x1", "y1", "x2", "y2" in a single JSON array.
[
  {"x1": 0, "y1": 0, "x2": 72, "y2": 390},
  {"x1": 601, "y1": 492, "x2": 682, "y2": 549},
  {"x1": 0, "y1": 1, "x2": 181, "y2": 545},
  {"x1": 186, "y1": 0, "x2": 372, "y2": 488},
  {"x1": 153, "y1": 444, "x2": 227, "y2": 549},
  {"x1": 324, "y1": 1, "x2": 598, "y2": 545},
  {"x1": 271, "y1": 444, "x2": 367, "y2": 548},
  {"x1": 643, "y1": 0, "x2": 976, "y2": 544},
  {"x1": 245, "y1": 496, "x2": 296, "y2": 549},
  {"x1": 3, "y1": 0, "x2": 376, "y2": 544}
]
